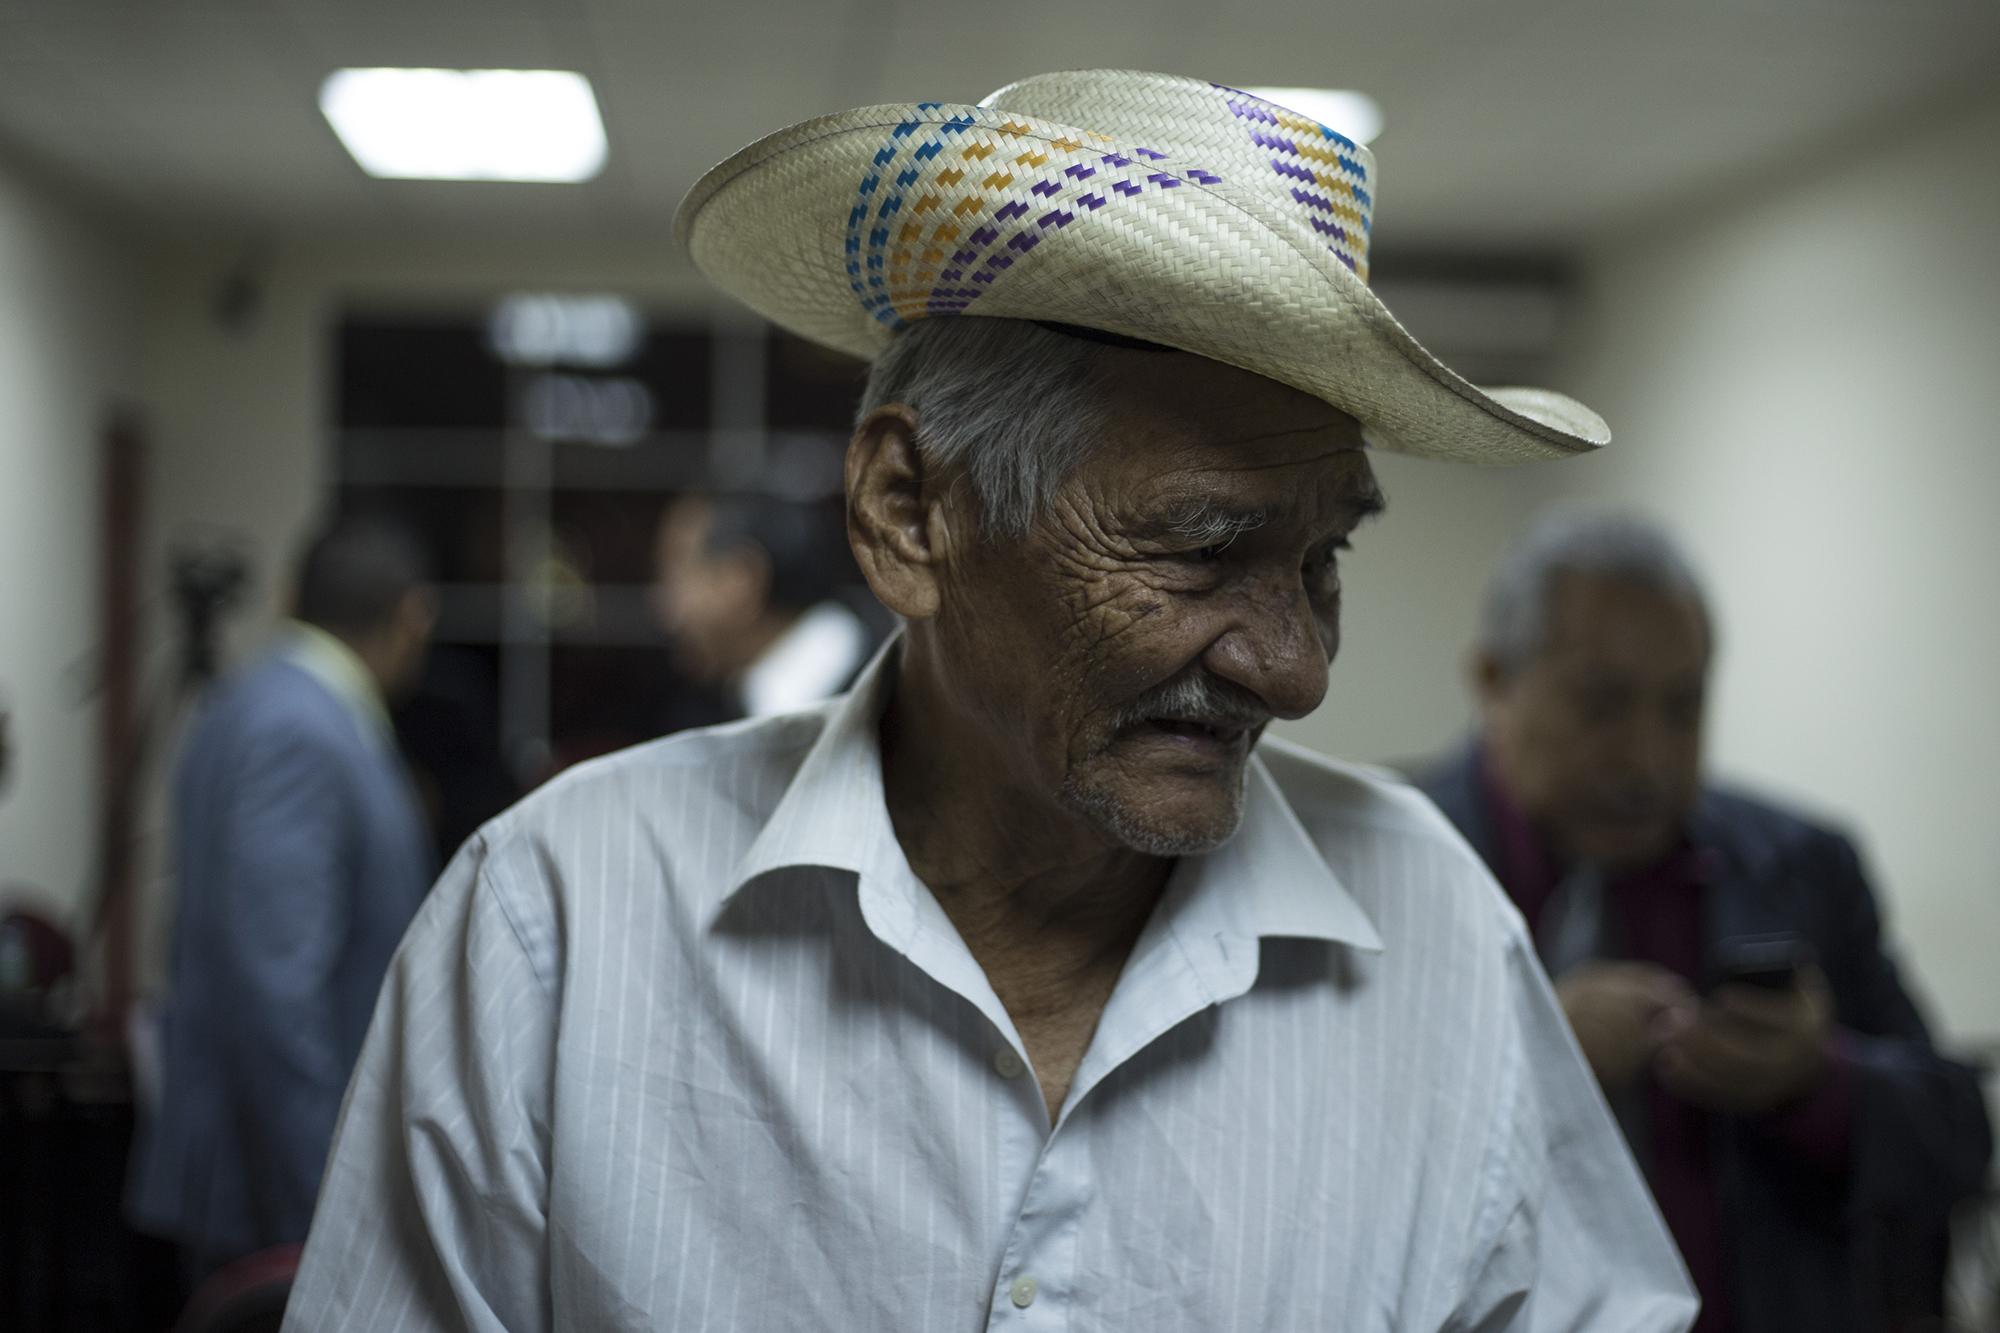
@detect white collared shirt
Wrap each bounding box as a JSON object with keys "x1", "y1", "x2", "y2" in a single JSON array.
[
  {"x1": 286, "y1": 645, "x2": 1695, "y2": 1332},
  {"x1": 739, "y1": 600, "x2": 872, "y2": 718}
]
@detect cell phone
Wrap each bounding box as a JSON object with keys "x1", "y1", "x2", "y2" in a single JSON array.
[{"x1": 1708, "y1": 933, "x2": 1807, "y2": 993}]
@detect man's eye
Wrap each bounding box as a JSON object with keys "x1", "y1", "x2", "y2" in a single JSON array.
[{"x1": 1192, "y1": 543, "x2": 1230, "y2": 563}]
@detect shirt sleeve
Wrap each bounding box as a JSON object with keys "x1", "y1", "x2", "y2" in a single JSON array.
[
  {"x1": 283, "y1": 828, "x2": 556, "y2": 1332},
  {"x1": 1447, "y1": 932, "x2": 1701, "y2": 1333}
]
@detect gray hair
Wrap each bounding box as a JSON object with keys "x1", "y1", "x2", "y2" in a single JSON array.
[
  {"x1": 855, "y1": 317, "x2": 1119, "y2": 536},
  {"x1": 1480, "y1": 509, "x2": 1711, "y2": 675}
]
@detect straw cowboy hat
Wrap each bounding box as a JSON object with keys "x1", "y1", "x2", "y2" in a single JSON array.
[{"x1": 675, "y1": 69, "x2": 1608, "y2": 464}]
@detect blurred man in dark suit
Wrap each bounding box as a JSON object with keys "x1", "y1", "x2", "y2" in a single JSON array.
[
  {"x1": 1415, "y1": 509, "x2": 1991, "y2": 1333},
  {"x1": 129, "y1": 517, "x2": 437, "y2": 1282}
]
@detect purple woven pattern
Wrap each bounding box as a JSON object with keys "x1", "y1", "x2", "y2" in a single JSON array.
[
  {"x1": 1210, "y1": 84, "x2": 1373, "y2": 281},
  {"x1": 850, "y1": 112, "x2": 1225, "y2": 327},
  {"x1": 917, "y1": 151, "x2": 1222, "y2": 318},
  {"x1": 846, "y1": 104, "x2": 978, "y2": 330}
]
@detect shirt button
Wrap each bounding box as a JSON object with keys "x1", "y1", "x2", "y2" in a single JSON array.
[
  {"x1": 1009, "y1": 1276, "x2": 1037, "y2": 1308},
  {"x1": 992, "y1": 1047, "x2": 1027, "y2": 1080}
]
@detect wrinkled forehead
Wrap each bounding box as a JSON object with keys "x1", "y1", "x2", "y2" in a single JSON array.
[{"x1": 1082, "y1": 350, "x2": 1379, "y2": 521}]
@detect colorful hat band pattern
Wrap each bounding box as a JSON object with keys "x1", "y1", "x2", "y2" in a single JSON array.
[
  {"x1": 1211, "y1": 84, "x2": 1373, "y2": 281},
  {"x1": 842, "y1": 86, "x2": 1375, "y2": 331},
  {"x1": 845, "y1": 110, "x2": 1224, "y2": 331}
]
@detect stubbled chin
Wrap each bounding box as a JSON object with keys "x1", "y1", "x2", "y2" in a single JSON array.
[
  {"x1": 1106, "y1": 806, "x2": 1243, "y2": 857},
  {"x1": 1059, "y1": 764, "x2": 1249, "y2": 858}
]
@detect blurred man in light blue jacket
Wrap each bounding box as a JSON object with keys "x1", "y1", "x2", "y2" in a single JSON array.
[{"x1": 130, "y1": 516, "x2": 437, "y2": 1282}]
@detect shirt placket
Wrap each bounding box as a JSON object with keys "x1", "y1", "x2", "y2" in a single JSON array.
[
  {"x1": 856, "y1": 823, "x2": 1260, "y2": 1332},
  {"x1": 981, "y1": 1114, "x2": 1083, "y2": 1331},
  {"x1": 983, "y1": 875, "x2": 1259, "y2": 1330},
  {"x1": 844, "y1": 936, "x2": 1078, "y2": 1326},
  {"x1": 854, "y1": 855, "x2": 1073, "y2": 1324}
]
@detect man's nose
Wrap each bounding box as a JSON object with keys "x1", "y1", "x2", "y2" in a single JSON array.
[{"x1": 1203, "y1": 577, "x2": 1332, "y2": 721}]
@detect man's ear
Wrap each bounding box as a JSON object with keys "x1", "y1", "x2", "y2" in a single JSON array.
[{"x1": 846, "y1": 405, "x2": 954, "y2": 620}]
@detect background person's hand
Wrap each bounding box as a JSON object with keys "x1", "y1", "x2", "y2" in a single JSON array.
[
  {"x1": 1555, "y1": 961, "x2": 1695, "y2": 1090},
  {"x1": 1654, "y1": 966, "x2": 1834, "y2": 1115}
]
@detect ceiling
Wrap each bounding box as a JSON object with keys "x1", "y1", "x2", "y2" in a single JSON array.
[{"x1": 1, "y1": 0, "x2": 1997, "y2": 261}]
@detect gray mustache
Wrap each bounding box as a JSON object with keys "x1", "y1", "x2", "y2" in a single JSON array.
[{"x1": 1113, "y1": 673, "x2": 1271, "y2": 731}]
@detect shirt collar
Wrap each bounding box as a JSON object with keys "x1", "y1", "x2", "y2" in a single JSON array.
[
  {"x1": 1182, "y1": 753, "x2": 1383, "y2": 952},
  {"x1": 721, "y1": 636, "x2": 902, "y2": 905},
  {"x1": 721, "y1": 635, "x2": 1381, "y2": 956},
  {"x1": 284, "y1": 620, "x2": 393, "y2": 748}
]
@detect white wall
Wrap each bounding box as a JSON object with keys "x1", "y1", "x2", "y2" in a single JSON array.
[
  {"x1": 0, "y1": 148, "x2": 141, "y2": 927},
  {"x1": 1528, "y1": 86, "x2": 2000, "y2": 1044}
]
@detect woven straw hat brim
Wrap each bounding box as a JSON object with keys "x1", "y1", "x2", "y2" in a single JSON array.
[{"x1": 676, "y1": 90, "x2": 1608, "y2": 465}]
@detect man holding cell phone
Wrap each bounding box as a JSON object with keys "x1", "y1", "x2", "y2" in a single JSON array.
[{"x1": 1417, "y1": 509, "x2": 1992, "y2": 1333}]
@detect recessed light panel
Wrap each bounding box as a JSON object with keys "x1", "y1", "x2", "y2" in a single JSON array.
[{"x1": 320, "y1": 68, "x2": 607, "y2": 182}]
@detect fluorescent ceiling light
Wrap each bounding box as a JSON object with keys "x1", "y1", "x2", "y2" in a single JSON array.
[
  {"x1": 320, "y1": 68, "x2": 607, "y2": 182},
  {"x1": 1243, "y1": 87, "x2": 1383, "y2": 146}
]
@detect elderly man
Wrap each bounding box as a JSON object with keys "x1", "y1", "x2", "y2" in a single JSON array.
[
  {"x1": 1415, "y1": 510, "x2": 1992, "y2": 1333},
  {"x1": 286, "y1": 72, "x2": 1695, "y2": 1329}
]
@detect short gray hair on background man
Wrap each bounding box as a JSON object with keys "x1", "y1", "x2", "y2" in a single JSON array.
[
  {"x1": 1480, "y1": 509, "x2": 1712, "y2": 676},
  {"x1": 857, "y1": 317, "x2": 1120, "y2": 537}
]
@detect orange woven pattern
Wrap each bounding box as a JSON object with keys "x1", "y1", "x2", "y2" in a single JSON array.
[
  {"x1": 1212, "y1": 84, "x2": 1372, "y2": 281},
  {"x1": 848, "y1": 110, "x2": 1223, "y2": 331}
]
